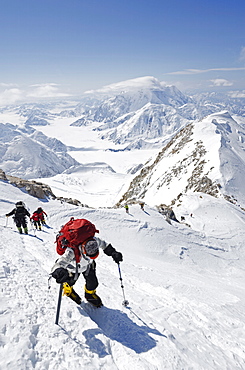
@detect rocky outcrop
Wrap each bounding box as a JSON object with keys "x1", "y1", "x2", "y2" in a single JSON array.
[
  {"x1": 56, "y1": 197, "x2": 89, "y2": 207},
  {"x1": 0, "y1": 169, "x2": 7, "y2": 181},
  {"x1": 156, "y1": 204, "x2": 179, "y2": 223},
  {"x1": 0, "y1": 169, "x2": 56, "y2": 199},
  {"x1": 0, "y1": 169, "x2": 88, "y2": 207}
]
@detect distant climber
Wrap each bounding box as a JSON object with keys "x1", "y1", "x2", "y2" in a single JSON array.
[
  {"x1": 30, "y1": 210, "x2": 42, "y2": 231},
  {"x1": 6, "y1": 201, "x2": 30, "y2": 234},
  {"x1": 139, "y1": 201, "x2": 145, "y2": 211},
  {"x1": 36, "y1": 207, "x2": 47, "y2": 225},
  {"x1": 124, "y1": 204, "x2": 129, "y2": 214}
]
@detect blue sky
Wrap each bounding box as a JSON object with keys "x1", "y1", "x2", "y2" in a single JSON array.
[{"x1": 0, "y1": 0, "x2": 245, "y2": 103}]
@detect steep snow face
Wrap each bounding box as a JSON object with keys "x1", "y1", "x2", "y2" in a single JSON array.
[
  {"x1": 118, "y1": 111, "x2": 245, "y2": 207},
  {"x1": 0, "y1": 122, "x2": 78, "y2": 179},
  {"x1": 210, "y1": 111, "x2": 245, "y2": 202},
  {"x1": 100, "y1": 103, "x2": 190, "y2": 144}
]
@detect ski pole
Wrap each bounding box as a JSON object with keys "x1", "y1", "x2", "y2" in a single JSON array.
[
  {"x1": 5, "y1": 216, "x2": 8, "y2": 228},
  {"x1": 30, "y1": 219, "x2": 36, "y2": 237},
  {"x1": 32, "y1": 222, "x2": 36, "y2": 237},
  {"x1": 117, "y1": 263, "x2": 129, "y2": 307},
  {"x1": 55, "y1": 284, "x2": 63, "y2": 325}
]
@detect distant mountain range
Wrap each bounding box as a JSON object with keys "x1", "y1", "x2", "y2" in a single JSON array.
[
  {"x1": 0, "y1": 76, "x2": 245, "y2": 207},
  {"x1": 1, "y1": 76, "x2": 245, "y2": 149}
]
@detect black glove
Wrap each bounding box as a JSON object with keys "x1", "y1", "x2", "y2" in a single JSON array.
[
  {"x1": 111, "y1": 251, "x2": 123, "y2": 264},
  {"x1": 52, "y1": 268, "x2": 69, "y2": 283},
  {"x1": 104, "y1": 244, "x2": 123, "y2": 264}
]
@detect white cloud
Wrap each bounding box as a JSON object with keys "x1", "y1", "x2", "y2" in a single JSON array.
[
  {"x1": 167, "y1": 67, "x2": 245, "y2": 75},
  {"x1": 0, "y1": 83, "x2": 72, "y2": 106},
  {"x1": 210, "y1": 79, "x2": 233, "y2": 87},
  {"x1": 27, "y1": 83, "x2": 70, "y2": 98},
  {"x1": 239, "y1": 46, "x2": 245, "y2": 62},
  {"x1": 0, "y1": 83, "x2": 18, "y2": 87},
  {"x1": 0, "y1": 88, "x2": 24, "y2": 105}
]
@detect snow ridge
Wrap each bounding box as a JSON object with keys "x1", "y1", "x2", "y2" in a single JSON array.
[{"x1": 117, "y1": 111, "x2": 245, "y2": 207}]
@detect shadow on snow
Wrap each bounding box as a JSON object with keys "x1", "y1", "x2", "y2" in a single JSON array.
[{"x1": 77, "y1": 302, "x2": 165, "y2": 356}]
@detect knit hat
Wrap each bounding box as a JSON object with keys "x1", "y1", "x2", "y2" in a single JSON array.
[{"x1": 84, "y1": 239, "x2": 99, "y2": 259}]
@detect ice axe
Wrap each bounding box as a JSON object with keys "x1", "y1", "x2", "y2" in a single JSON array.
[
  {"x1": 55, "y1": 284, "x2": 63, "y2": 325},
  {"x1": 117, "y1": 263, "x2": 129, "y2": 307}
]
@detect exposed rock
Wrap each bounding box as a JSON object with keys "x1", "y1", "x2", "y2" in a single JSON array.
[
  {"x1": 56, "y1": 197, "x2": 89, "y2": 207},
  {"x1": 0, "y1": 169, "x2": 7, "y2": 181},
  {"x1": 157, "y1": 204, "x2": 179, "y2": 223},
  {"x1": 0, "y1": 168, "x2": 90, "y2": 207},
  {"x1": 1, "y1": 169, "x2": 56, "y2": 199}
]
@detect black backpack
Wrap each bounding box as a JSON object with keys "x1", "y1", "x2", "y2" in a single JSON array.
[{"x1": 15, "y1": 202, "x2": 28, "y2": 218}]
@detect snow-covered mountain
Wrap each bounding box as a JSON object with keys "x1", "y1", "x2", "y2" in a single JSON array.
[
  {"x1": 1, "y1": 75, "x2": 245, "y2": 209},
  {"x1": 192, "y1": 90, "x2": 245, "y2": 117},
  {"x1": 0, "y1": 122, "x2": 79, "y2": 179},
  {"x1": 69, "y1": 77, "x2": 193, "y2": 145},
  {"x1": 117, "y1": 111, "x2": 245, "y2": 208},
  {"x1": 65, "y1": 77, "x2": 245, "y2": 146},
  {"x1": 1, "y1": 76, "x2": 245, "y2": 150}
]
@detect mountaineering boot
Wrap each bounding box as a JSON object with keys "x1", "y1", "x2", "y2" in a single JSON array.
[
  {"x1": 24, "y1": 227, "x2": 28, "y2": 234},
  {"x1": 63, "y1": 283, "x2": 81, "y2": 305},
  {"x1": 84, "y1": 287, "x2": 103, "y2": 308},
  {"x1": 39, "y1": 226, "x2": 42, "y2": 231},
  {"x1": 17, "y1": 227, "x2": 22, "y2": 234}
]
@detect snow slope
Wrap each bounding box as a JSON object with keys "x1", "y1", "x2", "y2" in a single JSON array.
[
  {"x1": 0, "y1": 123, "x2": 78, "y2": 179},
  {"x1": 0, "y1": 180, "x2": 245, "y2": 369}
]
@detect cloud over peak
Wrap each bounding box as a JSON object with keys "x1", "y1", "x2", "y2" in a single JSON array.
[{"x1": 210, "y1": 79, "x2": 233, "y2": 87}]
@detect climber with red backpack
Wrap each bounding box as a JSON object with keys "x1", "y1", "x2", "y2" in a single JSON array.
[
  {"x1": 30, "y1": 207, "x2": 47, "y2": 230},
  {"x1": 36, "y1": 207, "x2": 47, "y2": 225},
  {"x1": 30, "y1": 210, "x2": 42, "y2": 230},
  {"x1": 50, "y1": 218, "x2": 123, "y2": 308}
]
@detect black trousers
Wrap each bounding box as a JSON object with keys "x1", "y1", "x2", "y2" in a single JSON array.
[
  {"x1": 15, "y1": 216, "x2": 27, "y2": 228},
  {"x1": 82, "y1": 261, "x2": 98, "y2": 291},
  {"x1": 33, "y1": 220, "x2": 41, "y2": 228}
]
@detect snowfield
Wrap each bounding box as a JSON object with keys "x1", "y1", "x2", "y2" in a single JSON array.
[{"x1": 0, "y1": 180, "x2": 245, "y2": 370}]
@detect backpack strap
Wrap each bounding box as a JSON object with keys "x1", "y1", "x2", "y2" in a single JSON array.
[{"x1": 70, "y1": 244, "x2": 81, "y2": 263}]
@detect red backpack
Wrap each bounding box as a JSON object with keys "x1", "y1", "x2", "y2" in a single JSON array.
[
  {"x1": 56, "y1": 218, "x2": 99, "y2": 263},
  {"x1": 31, "y1": 212, "x2": 40, "y2": 222}
]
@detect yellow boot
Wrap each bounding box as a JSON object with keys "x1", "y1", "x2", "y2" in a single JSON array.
[
  {"x1": 84, "y1": 286, "x2": 103, "y2": 307},
  {"x1": 63, "y1": 283, "x2": 81, "y2": 305}
]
